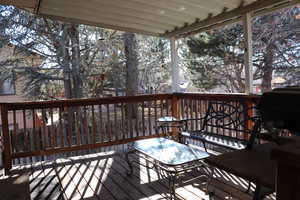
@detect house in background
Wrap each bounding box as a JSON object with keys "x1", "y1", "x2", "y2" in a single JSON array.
[{"x1": 0, "y1": 44, "x2": 45, "y2": 130}]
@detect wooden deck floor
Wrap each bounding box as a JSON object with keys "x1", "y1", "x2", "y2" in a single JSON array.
[{"x1": 0, "y1": 146, "x2": 277, "y2": 200}]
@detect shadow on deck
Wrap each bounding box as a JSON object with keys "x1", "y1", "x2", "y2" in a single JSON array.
[{"x1": 1, "y1": 148, "x2": 276, "y2": 200}]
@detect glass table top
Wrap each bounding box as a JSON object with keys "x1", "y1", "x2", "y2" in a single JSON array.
[{"x1": 132, "y1": 138, "x2": 209, "y2": 166}]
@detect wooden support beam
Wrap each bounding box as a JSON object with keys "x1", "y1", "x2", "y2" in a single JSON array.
[
  {"x1": 163, "y1": 0, "x2": 293, "y2": 38},
  {"x1": 0, "y1": 104, "x2": 12, "y2": 174},
  {"x1": 243, "y1": 12, "x2": 253, "y2": 94},
  {"x1": 170, "y1": 38, "x2": 180, "y2": 92},
  {"x1": 40, "y1": 14, "x2": 162, "y2": 36}
]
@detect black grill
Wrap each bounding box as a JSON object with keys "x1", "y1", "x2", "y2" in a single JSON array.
[{"x1": 258, "y1": 87, "x2": 300, "y2": 133}]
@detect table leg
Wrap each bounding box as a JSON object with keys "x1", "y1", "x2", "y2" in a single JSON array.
[
  {"x1": 253, "y1": 185, "x2": 273, "y2": 200},
  {"x1": 168, "y1": 173, "x2": 177, "y2": 200},
  {"x1": 125, "y1": 149, "x2": 135, "y2": 175}
]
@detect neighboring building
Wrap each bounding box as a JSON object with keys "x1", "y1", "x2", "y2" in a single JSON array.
[
  {"x1": 253, "y1": 76, "x2": 287, "y2": 94},
  {"x1": 0, "y1": 44, "x2": 45, "y2": 129}
]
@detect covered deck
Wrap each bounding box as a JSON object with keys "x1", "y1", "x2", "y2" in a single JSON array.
[
  {"x1": 1, "y1": 0, "x2": 300, "y2": 199},
  {"x1": 0, "y1": 93, "x2": 271, "y2": 200}
]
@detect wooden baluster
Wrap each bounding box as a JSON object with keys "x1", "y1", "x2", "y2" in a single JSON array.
[
  {"x1": 41, "y1": 109, "x2": 47, "y2": 149},
  {"x1": 59, "y1": 107, "x2": 64, "y2": 147},
  {"x1": 193, "y1": 99, "x2": 197, "y2": 131},
  {"x1": 113, "y1": 104, "x2": 118, "y2": 141},
  {"x1": 204, "y1": 100, "x2": 209, "y2": 133},
  {"x1": 221, "y1": 101, "x2": 225, "y2": 137},
  {"x1": 12, "y1": 110, "x2": 17, "y2": 153},
  {"x1": 83, "y1": 106, "x2": 88, "y2": 145},
  {"x1": 106, "y1": 104, "x2": 111, "y2": 141},
  {"x1": 190, "y1": 99, "x2": 194, "y2": 130},
  {"x1": 154, "y1": 100, "x2": 158, "y2": 135},
  {"x1": 53, "y1": 109, "x2": 59, "y2": 147},
  {"x1": 32, "y1": 109, "x2": 37, "y2": 151},
  {"x1": 66, "y1": 107, "x2": 72, "y2": 146},
  {"x1": 129, "y1": 103, "x2": 134, "y2": 138},
  {"x1": 50, "y1": 108, "x2": 56, "y2": 148},
  {"x1": 196, "y1": 99, "x2": 200, "y2": 131},
  {"x1": 99, "y1": 105, "x2": 103, "y2": 143},
  {"x1": 75, "y1": 108, "x2": 81, "y2": 145},
  {"x1": 121, "y1": 103, "x2": 125, "y2": 139},
  {"x1": 135, "y1": 103, "x2": 139, "y2": 138},
  {"x1": 148, "y1": 101, "x2": 152, "y2": 136},
  {"x1": 160, "y1": 98, "x2": 163, "y2": 118},
  {"x1": 166, "y1": 99, "x2": 169, "y2": 116},
  {"x1": 141, "y1": 101, "x2": 145, "y2": 136},
  {"x1": 22, "y1": 110, "x2": 28, "y2": 151},
  {"x1": 91, "y1": 105, "x2": 96, "y2": 144},
  {"x1": 196, "y1": 99, "x2": 200, "y2": 130},
  {"x1": 37, "y1": 109, "x2": 43, "y2": 151}
]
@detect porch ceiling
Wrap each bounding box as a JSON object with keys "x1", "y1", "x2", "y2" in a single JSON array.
[{"x1": 1, "y1": 0, "x2": 299, "y2": 37}]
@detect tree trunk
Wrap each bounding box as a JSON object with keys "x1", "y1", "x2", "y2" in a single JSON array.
[
  {"x1": 123, "y1": 32, "x2": 138, "y2": 120},
  {"x1": 261, "y1": 44, "x2": 275, "y2": 93},
  {"x1": 61, "y1": 24, "x2": 72, "y2": 99},
  {"x1": 124, "y1": 32, "x2": 138, "y2": 96},
  {"x1": 68, "y1": 24, "x2": 83, "y2": 99}
]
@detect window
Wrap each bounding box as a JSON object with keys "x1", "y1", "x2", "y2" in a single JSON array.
[{"x1": 0, "y1": 72, "x2": 15, "y2": 95}]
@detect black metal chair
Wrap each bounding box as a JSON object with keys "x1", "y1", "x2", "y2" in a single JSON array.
[{"x1": 181, "y1": 100, "x2": 259, "y2": 152}]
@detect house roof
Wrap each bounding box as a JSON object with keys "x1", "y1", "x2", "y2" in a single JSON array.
[{"x1": 2, "y1": 0, "x2": 299, "y2": 38}]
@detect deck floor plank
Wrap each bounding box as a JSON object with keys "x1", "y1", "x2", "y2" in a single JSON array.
[{"x1": 0, "y1": 149, "x2": 274, "y2": 200}]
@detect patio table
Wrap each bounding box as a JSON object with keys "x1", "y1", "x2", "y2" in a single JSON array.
[{"x1": 125, "y1": 137, "x2": 209, "y2": 199}]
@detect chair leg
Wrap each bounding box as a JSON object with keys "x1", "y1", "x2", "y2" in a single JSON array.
[
  {"x1": 206, "y1": 166, "x2": 215, "y2": 196},
  {"x1": 203, "y1": 141, "x2": 208, "y2": 152},
  {"x1": 253, "y1": 185, "x2": 263, "y2": 200},
  {"x1": 246, "y1": 181, "x2": 251, "y2": 193}
]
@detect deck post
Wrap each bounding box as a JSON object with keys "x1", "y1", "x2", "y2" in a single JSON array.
[
  {"x1": 171, "y1": 94, "x2": 180, "y2": 139},
  {"x1": 244, "y1": 99, "x2": 254, "y2": 140},
  {"x1": 243, "y1": 12, "x2": 253, "y2": 94},
  {"x1": 170, "y1": 37, "x2": 180, "y2": 93},
  {"x1": 1, "y1": 104, "x2": 12, "y2": 174}
]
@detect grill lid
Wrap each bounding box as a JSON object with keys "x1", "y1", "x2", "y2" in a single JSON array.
[{"x1": 258, "y1": 87, "x2": 300, "y2": 132}]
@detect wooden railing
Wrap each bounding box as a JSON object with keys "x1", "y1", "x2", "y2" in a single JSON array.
[{"x1": 0, "y1": 93, "x2": 259, "y2": 173}]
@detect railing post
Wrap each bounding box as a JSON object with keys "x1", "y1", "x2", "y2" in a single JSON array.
[
  {"x1": 171, "y1": 94, "x2": 181, "y2": 138},
  {"x1": 1, "y1": 104, "x2": 12, "y2": 174},
  {"x1": 244, "y1": 99, "x2": 254, "y2": 140},
  {"x1": 171, "y1": 94, "x2": 180, "y2": 119}
]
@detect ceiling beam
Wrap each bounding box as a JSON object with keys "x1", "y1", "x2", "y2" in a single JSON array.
[
  {"x1": 163, "y1": 0, "x2": 296, "y2": 38},
  {"x1": 39, "y1": 14, "x2": 161, "y2": 37}
]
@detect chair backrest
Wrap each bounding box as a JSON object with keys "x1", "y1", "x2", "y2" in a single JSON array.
[{"x1": 201, "y1": 101, "x2": 256, "y2": 137}]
